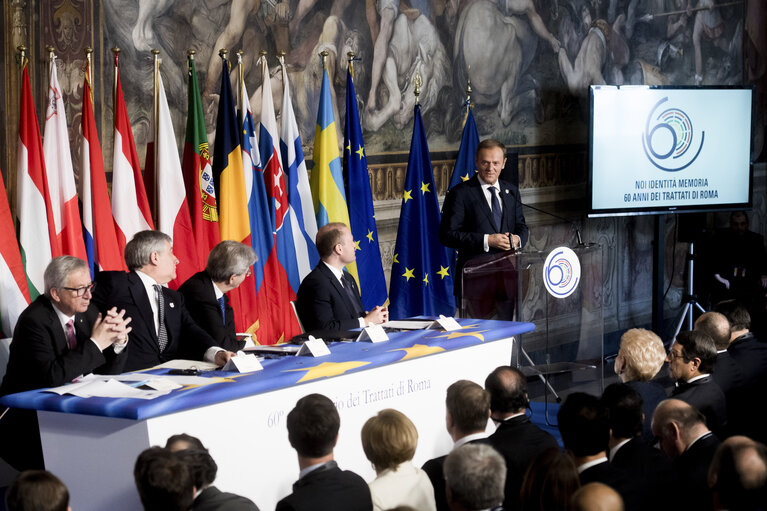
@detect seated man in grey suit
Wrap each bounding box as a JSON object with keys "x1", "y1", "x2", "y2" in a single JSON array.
[
  {"x1": 0, "y1": 255, "x2": 131, "y2": 470},
  {"x1": 295, "y1": 223, "x2": 387, "y2": 333},
  {"x1": 276, "y1": 393, "x2": 372, "y2": 511},
  {"x1": 179, "y1": 241, "x2": 256, "y2": 352}
]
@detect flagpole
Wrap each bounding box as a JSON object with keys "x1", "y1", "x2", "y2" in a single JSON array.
[
  {"x1": 151, "y1": 49, "x2": 160, "y2": 218},
  {"x1": 347, "y1": 51, "x2": 355, "y2": 80},
  {"x1": 237, "y1": 49, "x2": 245, "y2": 113},
  {"x1": 46, "y1": 46, "x2": 55, "y2": 86},
  {"x1": 413, "y1": 72, "x2": 421, "y2": 105},
  {"x1": 112, "y1": 47, "x2": 120, "y2": 112},
  {"x1": 462, "y1": 77, "x2": 472, "y2": 128},
  {"x1": 84, "y1": 47, "x2": 94, "y2": 107},
  {"x1": 320, "y1": 49, "x2": 328, "y2": 71}
]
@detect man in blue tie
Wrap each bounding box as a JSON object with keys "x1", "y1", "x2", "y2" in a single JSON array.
[{"x1": 179, "y1": 240, "x2": 256, "y2": 352}]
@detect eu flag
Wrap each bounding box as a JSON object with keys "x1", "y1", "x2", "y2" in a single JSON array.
[
  {"x1": 448, "y1": 106, "x2": 479, "y2": 189},
  {"x1": 389, "y1": 105, "x2": 455, "y2": 319},
  {"x1": 343, "y1": 68, "x2": 387, "y2": 310}
]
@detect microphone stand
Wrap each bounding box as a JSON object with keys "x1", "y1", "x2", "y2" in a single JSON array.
[{"x1": 522, "y1": 202, "x2": 585, "y2": 246}]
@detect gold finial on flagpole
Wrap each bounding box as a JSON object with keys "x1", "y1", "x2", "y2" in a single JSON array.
[
  {"x1": 17, "y1": 45, "x2": 27, "y2": 69},
  {"x1": 347, "y1": 51, "x2": 355, "y2": 79},
  {"x1": 219, "y1": 48, "x2": 230, "y2": 72},
  {"x1": 320, "y1": 49, "x2": 328, "y2": 70},
  {"x1": 237, "y1": 50, "x2": 245, "y2": 111},
  {"x1": 413, "y1": 72, "x2": 422, "y2": 104}
]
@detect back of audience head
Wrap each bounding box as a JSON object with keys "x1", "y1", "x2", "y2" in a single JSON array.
[
  {"x1": 708, "y1": 436, "x2": 767, "y2": 511},
  {"x1": 600, "y1": 383, "x2": 643, "y2": 441},
  {"x1": 670, "y1": 330, "x2": 717, "y2": 377},
  {"x1": 165, "y1": 433, "x2": 206, "y2": 452},
  {"x1": 694, "y1": 312, "x2": 732, "y2": 350},
  {"x1": 572, "y1": 482, "x2": 624, "y2": 511},
  {"x1": 713, "y1": 299, "x2": 751, "y2": 333},
  {"x1": 519, "y1": 447, "x2": 580, "y2": 511},
  {"x1": 557, "y1": 392, "x2": 608, "y2": 458},
  {"x1": 6, "y1": 470, "x2": 70, "y2": 511},
  {"x1": 134, "y1": 446, "x2": 195, "y2": 511},
  {"x1": 287, "y1": 393, "x2": 339, "y2": 459},
  {"x1": 651, "y1": 399, "x2": 708, "y2": 458},
  {"x1": 444, "y1": 443, "x2": 506, "y2": 511},
  {"x1": 484, "y1": 366, "x2": 529, "y2": 420},
  {"x1": 361, "y1": 408, "x2": 418, "y2": 473},
  {"x1": 614, "y1": 328, "x2": 666, "y2": 382},
  {"x1": 446, "y1": 380, "x2": 491, "y2": 438}
]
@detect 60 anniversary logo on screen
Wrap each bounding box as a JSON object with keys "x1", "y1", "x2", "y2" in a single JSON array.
[{"x1": 642, "y1": 97, "x2": 705, "y2": 172}]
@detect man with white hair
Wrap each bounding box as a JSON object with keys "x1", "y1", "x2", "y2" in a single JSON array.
[{"x1": 443, "y1": 443, "x2": 506, "y2": 511}]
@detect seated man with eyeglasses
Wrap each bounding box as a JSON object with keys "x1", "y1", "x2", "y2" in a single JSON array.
[
  {"x1": 0, "y1": 255, "x2": 132, "y2": 471},
  {"x1": 178, "y1": 241, "x2": 257, "y2": 352}
]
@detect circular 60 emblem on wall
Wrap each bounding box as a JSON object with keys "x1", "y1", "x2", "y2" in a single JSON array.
[{"x1": 543, "y1": 247, "x2": 581, "y2": 299}]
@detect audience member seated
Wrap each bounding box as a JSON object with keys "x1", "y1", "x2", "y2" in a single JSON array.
[
  {"x1": 695, "y1": 311, "x2": 745, "y2": 395},
  {"x1": 166, "y1": 434, "x2": 260, "y2": 511},
  {"x1": 651, "y1": 399, "x2": 720, "y2": 510},
  {"x1": 613, "y1": 328, "x2": 668, "y2": 442},
  {"x1": 519, "y1": 447, "x2": 580, "y2": 511},
  {"x1": 601, "y1": 383, "x2": 674, "y2": 509},
  {"x1": 572, "y1": 482, "x2": 624, "y2": 511},
  {"x1": 0, "y1": 256, "x2": 131, "y2": 471},
  {"x1": 443, "y1": 444, "x2": 506, "y2": 511},
  {"x1": 276, "y1": 393, "x2": 372, "y2": 511},
  {"x1": 361, "y1": 408, "x2": 436, "y2": 511},
  {"x1": 5, "y1": 470, "x2": 70, "y2": 511},
  {"x1": 93, "y1": 230, "x2": 233, "y2": 372},
  {"x1": 707, "y1": 436, "x2": 767, "y2": 511},
  {"x1": 134, "y1": 446, "x2": 195, "y2": 511},
  {"x1": 667, "y1": 330, "x2": 727, "y2": 437},
  {"x1": 422, "y1": 380, "x2": 491, "y2": 511},
  {"x1": 557, "y1": 392, "x2": 639, "y2": 511},
  {"x1": 179, "y1": 241, "x2": 257, "y2": 352},
  {"x1": 485, "y1": 366, "x2": 558, "y2": 509}
]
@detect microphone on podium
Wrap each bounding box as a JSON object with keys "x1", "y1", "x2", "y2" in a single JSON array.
[{"x1": 522, "y1": 203, "x2": 585, "y2": 247}]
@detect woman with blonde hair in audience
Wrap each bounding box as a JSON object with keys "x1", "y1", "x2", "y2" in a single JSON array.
[
  {"x1": 614, "y1": 327, "x2": 668, "y2": 441},
  {"x1": 361, "y1": 408, "x2": 437, "y2": 511}
]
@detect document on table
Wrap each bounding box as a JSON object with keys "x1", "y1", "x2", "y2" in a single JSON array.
[
  {"x1": 45, "y1": 378, "x2": 177, "y2": 399},
  {"x1": 381, "y1": 320, "x2": 434, "y2": 330}
]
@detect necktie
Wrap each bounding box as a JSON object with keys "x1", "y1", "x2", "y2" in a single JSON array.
[
  {"x1": 66, "y1": 319, "x2": 77, "y2": 350},
  {"x1": 154, "y1": 285, "x2": 168, "y2": 352},
  {"x1": 342, "y1": 273, "x2": 362, "y2": 315},
  {"x1": 489, "y1": 186, "x2": 502, "y2": 232},
  {"x1": 218, "y1": 296, "x2": 226, "y2": 325}
]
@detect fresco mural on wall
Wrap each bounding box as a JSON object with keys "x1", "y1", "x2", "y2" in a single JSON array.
[{"x1": 100, "y1": 0, "x2": 748, "y2": 166}]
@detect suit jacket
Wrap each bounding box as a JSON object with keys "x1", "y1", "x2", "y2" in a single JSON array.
[
  {"x1": 194, "y1": 486, "x2": 259, "y2": 511},
  {"x1": 670, "y1": 375, "x2": 727, "y2": 436},
  {"x1": 611, "y1": 438, "x2": 675, "y2": 510},
  {"x1": 726, "y1": 332, "x2": 767, "y2": 441},
  {"x1": 487, "y1": 415, "x2": 559, "y2": 510},
  {"x1": 579, "y1": 461, "x2": 641, "y2": 511},
  {"x1": 0, "y1": 295, "x2": 126, "y2": 471},
  {"x1": 295, "y1": 263, "x2": 365, "y2": 333},
  {"x1": 626, "y1": 380, "x2": 667, "y2": 443},
  {"x1": 674, "y1": 432, "x2": 719, "y2": 510},
  {"x1": 439, "y1": 176, "x2": 528, "y2": 294},
  {"x1": 422, "y1": 438, "x2": 491, "y2": 511},
  {"x1": 93, "y1": 271, "x2": 217, "y2": 372},
  {"x1": 275, "y1": 461, "x2": 372, "y2": 511},
  {"x1": 179, "y1": 271, "x2": 243, "y2": 352}
]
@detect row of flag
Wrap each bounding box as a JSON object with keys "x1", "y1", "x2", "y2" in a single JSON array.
[{"x1": 0, "y1": 49, "x2": 481, "y2": 344}]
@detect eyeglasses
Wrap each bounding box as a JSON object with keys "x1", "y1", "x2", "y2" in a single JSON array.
[
  {"x1": 667, "y1": 349, "x2": 686, "y2": 361},
  {"x1": 61, "y1": 283, "x2": 96, "y2": 297}
]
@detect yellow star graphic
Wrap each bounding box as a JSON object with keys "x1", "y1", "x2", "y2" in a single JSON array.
[
  {"x1": 346, "y1": 141, "x2": 351, "y2": 153},
  {"x1": 285, "y1": 361, "x2": 370, "y2": 383},
  {"x1": 390, "y1": 343, "x2": 445, "y2": 361},
  {"x1": 423, "y1": 273, "x2": 429, "y2": 285},
  {"x1": 366, "y1": 230, "x2": 374, "y2": 242},
  {"x1": 354, "y1": 240, "x2": 361, "y2": 250},
  {"x1": 421, "y1": 182, "x2": 430, "y2": 194},
  {"x1": 427, "y1": 328, "x2": 490, "y2": 342},
  {"x1": 437, "y1": 266, "x2": 450, "y2": 279},
  {"x1": 461, "y1": 173, "x2": 470, "y2": 182},
  {"x1": 403, "y1": 190, "x2": 413, "y2": 203},
  {"x1": 393, "y1": 253, "x2": 399, "y2": 264},
  {"x1": 402, "y1": 267, "x2": 415, "y2": 281},
  {"x1": 356, "y1": 144, "x2": 365, "y2": 159}
]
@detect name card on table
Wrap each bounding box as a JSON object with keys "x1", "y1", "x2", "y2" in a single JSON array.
[
  {"x1": 296, "y1": 336, "x2": 331, "y2": 357},
  {"x1": 222, "y1": 353, "x2": 264, "y2": 373},
  {"x1": 429, "y1": 315, "x2": 462, "y2": 331},
  {"x1": 356, "y1": 324, "x2": 389, "y2": 343}
]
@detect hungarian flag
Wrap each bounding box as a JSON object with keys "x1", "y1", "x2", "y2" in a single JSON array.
[
  {"x1": 81, "y1": 61, "x2": 125, "y2": 275},
  {"x1": 112, "y1": 52, "x2": 154, "y2": 252},
  {"x1": 182, "y1": 54, "x2": 219, "y2": 259},
  {"x1": 149, "y1": 62, "x2": 202, "y2": 288},
  {"x1": 0, "y1": 168, "x2": 31, "y2": 337},
  {"x1": 17, "y1": 62, "x2": 58, "y2": 297},
  {"x1": 43, "y1": 56, "x2": 86, "y2": 260}
]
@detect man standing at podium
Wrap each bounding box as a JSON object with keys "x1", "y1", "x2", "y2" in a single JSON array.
[{"x1": 440, "y1": 139, "x2": 528, "y2": 315}]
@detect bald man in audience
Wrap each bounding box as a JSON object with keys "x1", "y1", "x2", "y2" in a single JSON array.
[
  {"x1": 708, "y1": 436, "x2": 767, "y2": 511},
  {"x1": 652, "y1": 399, "x2": 720, "y2": 510},
  {"x1": 572, "y1": 482, "x2": 624, "y2": 511}
]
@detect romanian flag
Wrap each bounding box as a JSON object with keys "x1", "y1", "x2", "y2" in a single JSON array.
[
  {"x1": 112, "y1": 53, "x2": 154, "y2": 252},
  {"x1": 81, "y1": 61, "x2": 125, "y2": 275},
  {"x1": 182, "y1": 54, "x2": 219, "y2": 259},
  {"x1": 0, "y1": 168, "x2": 31, "y2": 337},
  {"x1": 310, "y1": 65, "x2": 358, "y2": 283},
  {"x1": 17, "y1": 62, "x2": 58, "y2": 297},
  {"x1": 343, "y1": 67, "x2": 387, "y2": 310},
  {"x1": 389, "y1": 104, "x2": 455, "y2": 319},
  {"x1": 43, "y1": 56, "x2": 86, "y2": 260}
]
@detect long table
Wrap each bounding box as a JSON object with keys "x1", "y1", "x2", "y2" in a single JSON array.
[{"x1": 1, "y1": 319, "x2": 534, "y2": 511}]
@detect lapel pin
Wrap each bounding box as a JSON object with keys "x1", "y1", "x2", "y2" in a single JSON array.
[
  {"x1": 505, "y1": 189, "x2": 509, "y2": 194},
  {"x1": 169, "y1": 302, "x2": 175, "y2": 308}
]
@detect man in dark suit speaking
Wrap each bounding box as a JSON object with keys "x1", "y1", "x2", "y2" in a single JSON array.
[
  {"x1": 295, "y1": 223, "x2": 387, "y2": 332},
  {"x1": 439, "y1": 139, "x2": 529, "y2": 314}
]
